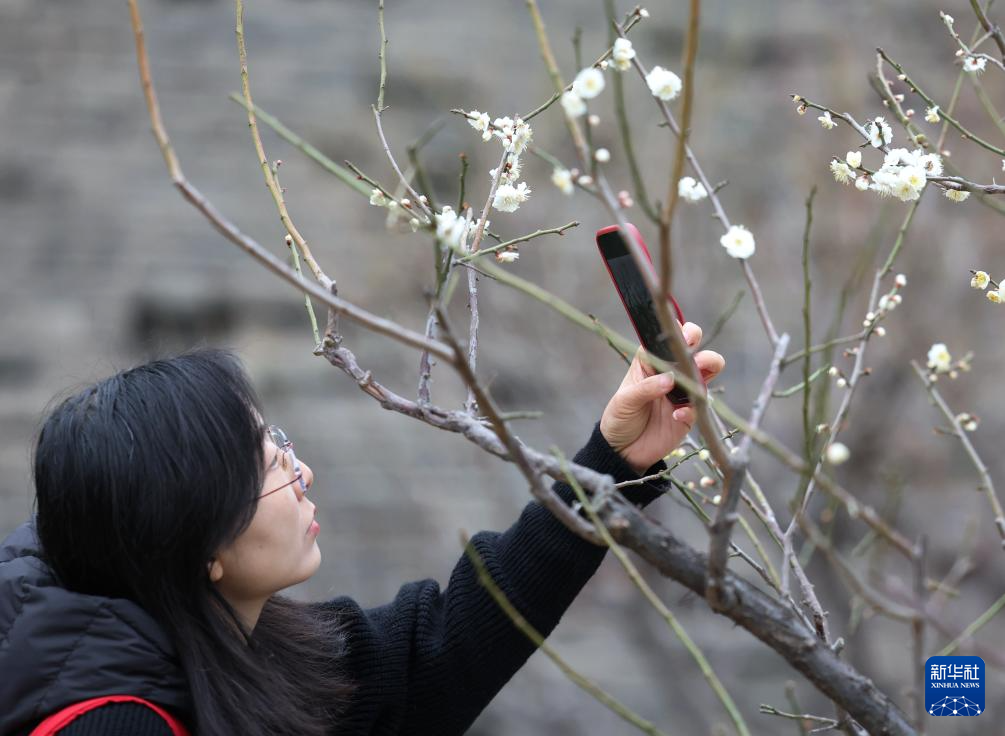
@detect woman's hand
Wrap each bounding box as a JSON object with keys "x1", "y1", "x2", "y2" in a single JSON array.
[{"x1": 600, "y1": 322, "x2": 725, "y2": 474}]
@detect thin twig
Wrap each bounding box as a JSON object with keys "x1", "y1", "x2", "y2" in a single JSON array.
[
  {"x1": 617, "y1": 24, "x2": 779, "y2": 347},
  {"x1": 129, "y1": 0, "x2": 450, "y2": 362},
  {"x1": 456, "y1": 222, "x2": 579, "y2": 263},
  {"x1": 657, "y1": 0, "x2": 701, "y2": 307},
  {"x1": 460, "y1": 531, "x2": 670, "y2": 736},
  {"x1": 560, "y1": 453, "x2": 751, "y2": 736},
  {"x1": 910, "y1": 360, "x2": 1005, "y2": 546},
  {"x1": 234, "y1": 0, "x2": 330, "y2": 287},
  {"x1": 707, "y1": 333, "x2": 789, "y2": 608},
  {"x1": 877, "y1": 47, "x2": 1005, "y2": 157}
]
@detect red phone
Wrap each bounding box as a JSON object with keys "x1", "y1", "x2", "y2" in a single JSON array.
[{"x1": 596, "y1": 223, "x2": 703, "y2": 406}]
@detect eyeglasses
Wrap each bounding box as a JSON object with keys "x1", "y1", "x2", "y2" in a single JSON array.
[{"x1": 258, "y1": 425, "x2": 308, "y2": 500}]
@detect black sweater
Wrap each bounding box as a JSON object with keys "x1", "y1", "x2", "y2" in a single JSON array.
[{"x1": 40, "y1": 420, "x2": 668, "y2": 735}]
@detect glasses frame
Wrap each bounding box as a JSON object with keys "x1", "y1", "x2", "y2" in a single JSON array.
[{"x1": 258, "y1": 425, "x2": 307, "y2": 500}]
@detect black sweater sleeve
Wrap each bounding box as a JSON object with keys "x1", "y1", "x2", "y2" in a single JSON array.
[{"x1": 319, "y1": 419, "x2": 668, "y2": 735}]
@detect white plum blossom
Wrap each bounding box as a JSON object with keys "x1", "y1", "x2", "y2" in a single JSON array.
[
  {"x1": 855, "y1": 175, "x2": 870, "y2": 191},
  {"x1": 818, "y1": 111, "x2": 837, "y2": 129},
  {"x1": 489, "y1": 157, "x2": 522, "y2": 185},
  {"x1": 551, "y1": 167, "x2": 574, "y2": 195},
  {"x1": 830, "y1": 159, "x2": 856, "y2": 184},
  {"x1": 988, "y1": 289, "x2": 1005, "y2": 304},
  {"x1": 944, "y1": 188, "x2": 970, "y2": 202},
  {"x1": 925, "y1": 106, "x2": 941, "y2": 124},
  {"x1": 927, "y1": 343, "x2": 952, "y2": 373},
  {"x1": 496, "y1": 251, "x2": 519, "y2": 263},
  {"x1": 612, "y1": 38, "x2": 636, "y2": 71},
  {"x1": 867, "y1": 117, "x2": 893, "y2": 148},
  {"x1": 646, "y1": 65, "x2": 682, "y2": 101},
  {"x1": 678, "y1": 176, "x2": 708, "y2": 202},
  {"x1": 434, "y1": 206, "x2": 473, "y2": 249},
  {"x1": 572, "y1": 67, "x2": 605, "y2": 99},
  {"x1": 466, "y1": 110, "x2": 492, "y2": 141},
  {"x1": 594, "y1": 147, "x2": 611, "y2": 163},
  {"x1": 492, "y1": 181, "x2": 532, "y2": 213},
  {"x1": 639, "y1": 7, "x2": 650, "y2": 18},
  {"x1": 561, "y1": 91, "x2": 586, "y2": 119},
  {"x1": 900, "y1": 165, "x2": 928, "y2": 192},
  {"x1": 971, "y1": 271, "x2": 990, "y2": 289},
  {"x1": 825, "y1": 442, "x2": 850, "y2": 465},
  {"x1": 492, "y1": 116, "x2": 533, "y2": 156},
  {"x1": 941, "y1": 11, "x2": 955, "y2": 28},
  {"x1": 884, "y1": 148, "x2": 920, "y2": 168},
  {"x1": 587, "y1": 113, "x2": 601, "y2": 127},
  {"x1": 870, "y1": 169, "x2": 899, "y2": 197},
  {"x1": 955, "y1": 413, "x2": 979, "y2": 432},
  {"x1": 369, "y1": 188, "x2": 387, "y2": 206},
  {"x1": 919, "y1": 152, "x2": 943, "y2": 176},
  {"x1": 895, "y1": 273, "x2": 907, "y2": 287},
  {"x1": 963, "y1": 55, "x2": 987, "y2": 73},
  {"x1": 846, "y1": 150, "x2": 862, "y2": 168},
  {"x1": 720, "y1": 225, "x2": 756, "y2": 259},
  {"x1": 577, "y1": 174, "x2": 594, "y2": 186},
  {"x1": 892, "y1": 177, "x2": 921, "y2": 202}
]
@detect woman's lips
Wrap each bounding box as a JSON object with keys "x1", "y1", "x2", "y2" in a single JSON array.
[{"x1": 307, "y1": 519, "x2": 320, "y2": 537}]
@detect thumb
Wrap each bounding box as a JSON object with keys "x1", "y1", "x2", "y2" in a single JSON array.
[{"x1": 619, "y1": 372, "x2": 674, "y2": 412}]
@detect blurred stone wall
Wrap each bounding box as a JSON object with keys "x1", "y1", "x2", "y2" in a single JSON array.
[{"x1": 2, "y1": 0, "x2": 1003, "y2": 733}]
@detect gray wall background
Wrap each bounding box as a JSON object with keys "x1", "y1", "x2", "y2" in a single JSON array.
[{"x1": 2, "y1": 0, "x2": 1003, "y2": 733}]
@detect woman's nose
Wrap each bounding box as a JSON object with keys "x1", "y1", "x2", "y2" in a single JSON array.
[{"x1": 300, "y1": 459, "x2": 314, "y2": 492}]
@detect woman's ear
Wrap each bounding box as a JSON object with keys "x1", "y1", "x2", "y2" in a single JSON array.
[{"x1": 208, "y1": 558, "x2": 224, "y2": 583}]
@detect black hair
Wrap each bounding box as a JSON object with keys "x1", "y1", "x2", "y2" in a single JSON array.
[{"x1": 34, "y1": 348, "x2": 353, "y2": 735}]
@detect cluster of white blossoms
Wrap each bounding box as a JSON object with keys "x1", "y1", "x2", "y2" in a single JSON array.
[
  {"x1": 463, "y1": 110, "x2": 535, "y2": 216},
  {"x1": 970, "y1": 269, "x2": 1005, "y2": 303},
  {"x1": 561, "y1": 36, "x2": 676, "y2": 120},
  {"x1": 832, "y1": 146, "x2": 944, "y2": 203},
  {"x1": 719, "y1": 224, "x2": 755, "y2": 259},
  {"x1": 434, "y1": 206, "x2": 478, "y2": 249},
  {"x1": 678, "y1": 176, "x2": 708, "y2": 202},
  {"x1": 612, "y1": 37, "x2": 636, "y2": 71}
]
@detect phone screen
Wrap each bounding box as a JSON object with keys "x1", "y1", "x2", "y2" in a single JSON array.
[{"x1": 597, "y1": 230, "x2": 675, "y2": 364}]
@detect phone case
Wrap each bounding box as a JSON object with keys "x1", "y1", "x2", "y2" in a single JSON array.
[{"x1": 595, "y1": 223, "x2": 704, "y2": 406}]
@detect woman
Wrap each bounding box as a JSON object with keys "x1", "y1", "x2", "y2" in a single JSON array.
[{"x1": 0, "y1": 324, "x2": 724, "y2": 736}]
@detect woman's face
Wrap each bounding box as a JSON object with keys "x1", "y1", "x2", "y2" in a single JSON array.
[{"x1": 210, "y1": 429, "x2": 321, "y2": 616}]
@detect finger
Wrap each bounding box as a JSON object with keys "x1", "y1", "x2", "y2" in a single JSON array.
[
  {"x1": 682, "y1": 322, "x2": 703, "y2": 348},
  {"x1": 672, "y1": 405, "x2": 695, "y2": 429},
  {"x1": 619, "y1": 372, "x2": 675, "y2": 412},
  {"x1": 694, "y1": 349, "x2": 725, "y2": 380},
  {"x1": 633, "y1": 345, "x2": 657, "y2": 378}
]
